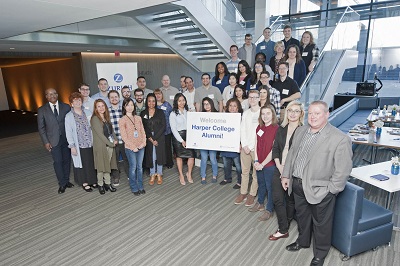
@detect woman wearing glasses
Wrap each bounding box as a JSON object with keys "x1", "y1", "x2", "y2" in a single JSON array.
[{"x1": 268, "y1": 100, "x2": 304, "y2": 241}]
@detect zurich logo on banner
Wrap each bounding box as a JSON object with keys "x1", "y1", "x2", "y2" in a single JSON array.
[{"x1": 114, "y1": 73, "x2": 123, "y2": 83}]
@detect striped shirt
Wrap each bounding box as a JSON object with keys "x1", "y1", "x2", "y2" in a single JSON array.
[{"x1": 292, "y1": 125, "x2": 326, "y2": 178}]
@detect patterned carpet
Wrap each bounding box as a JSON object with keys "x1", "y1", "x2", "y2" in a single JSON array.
[{"x1": 0, "y1": 133, "x2": 398, "y2": 266}]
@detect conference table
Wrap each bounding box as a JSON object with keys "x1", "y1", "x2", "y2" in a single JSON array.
[
  {"x1": 348, "y1": 125, "x2": 400, "y2": 163},
  {"x1": 367, "y1": 109, "x2": 400, "y2": 126},
  {"x1": 350, "y1": 161, "x2": 400, "y2": 210}
]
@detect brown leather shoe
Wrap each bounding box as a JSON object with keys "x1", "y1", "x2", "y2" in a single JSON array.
[
  {"x1": 268, "y1": 231, "x2": 289, "y2": 241},
  {"x1": 157, "y1": 174, "x2": 163, "y2": 185},
  {"x1": 149, "y1": 174, "x2": 156, "y2": 185},
  {"x1": 244, "y1": 195, "x2": 255, "y2": 207}
]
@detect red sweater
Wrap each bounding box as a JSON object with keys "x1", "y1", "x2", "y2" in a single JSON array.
[{"x1": 256, "y1": 124, "x2": 279, "y2": 168}]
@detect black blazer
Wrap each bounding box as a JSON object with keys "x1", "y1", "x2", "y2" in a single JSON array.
[
  {"x1": 272, "y1": 124, "x2": 298, "y2": 162},
  {"x1": 37, "y1": 101, "x2": 71, "y2": 147}
]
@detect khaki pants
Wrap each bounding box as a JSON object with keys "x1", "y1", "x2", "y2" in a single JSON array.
[
  {"x1": 240, "y1": 150, "x2": 258, "y2": 196},
  {"x1": 97, "y1": 147, "x2": 113, "y2": 185}
]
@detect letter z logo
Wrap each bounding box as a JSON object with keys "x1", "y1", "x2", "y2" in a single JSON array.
[{"x1": 113, "y1": 73, "x2": 123, "y2": 83}]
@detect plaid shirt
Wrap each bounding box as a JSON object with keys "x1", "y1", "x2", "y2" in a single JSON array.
[
  {"x1": 109, "y1": 106, "x2": 123, "y2": 144},
  {"x1": 269, "y1": 87, "x2": 281, "y2": 118}
]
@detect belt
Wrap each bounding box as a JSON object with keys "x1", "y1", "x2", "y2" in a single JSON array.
[{"x1": 292, "y1": 176, "x2": 302, "y2": 184}]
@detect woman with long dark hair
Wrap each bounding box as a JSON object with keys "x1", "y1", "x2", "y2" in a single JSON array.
[
  {"x1": 169, "y1": 93, "x2": 196, "y2": 185},
  {"x1": 236, "y1": 60, "x2": 253, "y2": 91},
  {"x1": 199, "y1": 97, "x2": 219, "y2": 184},
  {"x1": 284, "y1": 44, "x2": 307, "y2": 86},
  {"x1": 141, "y1": 93, "x2": 166, "y2": 186},
  {"x1": 212, "y1": 61, "x2": 230, "y2": 93},
  {"x1": 119, "y1": 98, "x2": 146, "y2": 196}
]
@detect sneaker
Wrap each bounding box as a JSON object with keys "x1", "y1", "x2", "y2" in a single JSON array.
[
  {"x1": 258, "y1": 204, "x2": 265, "y2": 211},
  {"x1": 232, "y1": 184, "x2": 241, "y2": 189},
  {"x1": 201, "y1": 179, "x2": 207, "y2": 185},
  {"x1": 234, "y1": 194, "x2": 247, "y2": 205},
  {"x1": 244, "y1": 195, "x2": 255, "y2": 207},
  {"x1": 248, "y1": 202, "x2": 261, "y2": 212},
  {"x1": 258, "y1": 210, "x2": 273, "y2": 221},
  {"x1": 212, "y1": 177, "x2": 217, "y2": 183},
  {"x1": 113, "y1": 180, "x2": 120, "y2": 187}
]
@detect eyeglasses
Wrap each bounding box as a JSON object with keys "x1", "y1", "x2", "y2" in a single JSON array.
[
  {"x1": 287, "y1": 109, "x2": 301, "y2": 114},
  {"x1": 245, "y1": 38, "x2": 252, "y2": 41},
  {"x1": 248, "y1": 96, "x2": 259, "y2": 100}
]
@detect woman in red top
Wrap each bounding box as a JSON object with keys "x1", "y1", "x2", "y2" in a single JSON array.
[{"x1": 250, "y1": 105, "x2": 279, "y2": 221}]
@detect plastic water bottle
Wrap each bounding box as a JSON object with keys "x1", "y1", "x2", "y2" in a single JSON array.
[{"x1": 382, "y1": 105, "x2": 387, "y2": 117}]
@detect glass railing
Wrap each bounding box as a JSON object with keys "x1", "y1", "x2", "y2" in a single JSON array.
[
  {"x1": 200, "y1": 0, "x2": 248, "y2": 44},
  {"x1": 254, "y1": 16, "x2": 283, "y2": 46},
  {"x1": 299, "y1": 6, "x2": 361, "y2": 110}
]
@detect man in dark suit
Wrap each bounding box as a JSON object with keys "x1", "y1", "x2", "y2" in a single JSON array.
[
  {"x1": 281, "y1": 100, "x2": 353, "y2": 266},
  {"x1": 37, "y1": 88, "x2": 73, "y2": 194}
]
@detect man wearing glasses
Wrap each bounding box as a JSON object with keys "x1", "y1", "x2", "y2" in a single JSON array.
[
  {"x1": 234, "y1": 90, "x2": 260, "y2": 207},
  {"x1": 238, "y1": 34, "x2": 256, "y2": 67},
  {"x1": 78, "y1": 82, "x2": 95, "y2": 113},
  {"x1": 273, "y1": 62, "x2": 301, "y2": 109}
]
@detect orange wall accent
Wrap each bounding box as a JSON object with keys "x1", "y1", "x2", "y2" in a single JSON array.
[{"x1": 2, "y1": 56, "x2": 82, "y2": 112}]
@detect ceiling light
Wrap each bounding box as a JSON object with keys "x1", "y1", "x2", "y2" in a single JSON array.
[{"x1": 10, "y1": 47, "x2": 15, "y2": 50}]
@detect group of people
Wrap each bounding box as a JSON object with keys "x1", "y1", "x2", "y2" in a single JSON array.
[{"x1": 37, "y1": 25, "x2": 349, "y2": 266}]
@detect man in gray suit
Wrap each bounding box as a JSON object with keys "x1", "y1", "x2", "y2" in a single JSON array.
[
  {"x1": 281, "y1": 100, "x2": 352, "y2": 266},
  {"x1": 37, "y1": 88, "x2": 72, "y2": 194}
]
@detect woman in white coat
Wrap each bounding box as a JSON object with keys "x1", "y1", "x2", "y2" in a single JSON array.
[{"x1": 65, "y1": 92, "x2": 97, "y2": 192}]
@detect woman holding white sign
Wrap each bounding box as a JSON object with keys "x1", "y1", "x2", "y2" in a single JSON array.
[
  {"x1": 200, "y1": 97, "x2": 219, "y2": 184},
  {"x1": 169, "y1": 93, "x2": 196, "y2": 185},
  {"x1": 220, "y1": 98, "x2": 243, "y2": 189}
]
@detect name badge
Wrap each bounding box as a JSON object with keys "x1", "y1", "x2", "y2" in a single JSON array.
[
  {"x1": 234, "y1": 68, "x2": 238, "y2": 73},
  {"x1": 169, "y1": 95, "x2": 174, "y2": 100},
  {"x1": 133, "y1": 131, "x2": 138, "y2": 138},
  {"x1": 302, "y1": 52, "x2": 308, "y2": 57},
  {"x1": 216, "y1": 80, "x2": 221, "y2": 84},
  {"x1": 282, "y1": 89, "x2": 289, "y2": 95},
  {"x1": 208, "y1": 94, "x2": 215, "y2": 99},
  {"x1": 260, "y1": 45, "x2": 266, "y2": 49},
  {"x1": 240, "y1": 80, "x2": 245, "y2": 85},
  {"x1": 160, "y1": 106, "x2": 167, "y2": 110},
  {"x1": 84, "y1": 106, "x2": 89, "y2": 110},
  {"x1": 250, "y1": 84, "x2": 256, "y2": 89},
  {"x1": 143, "y1": 114, "x2": 148, "y2": 119},
  {"x1": 257, "y1": 129, "x2": 264, "y2": 137}
]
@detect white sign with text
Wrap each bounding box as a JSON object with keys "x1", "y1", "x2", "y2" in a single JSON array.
[
  {"x1": 186, "y1": 112, "x2": 241, "y2": 152},
  {"x1": 96, "y1": 62, "x2": 137, "y2": 91}
]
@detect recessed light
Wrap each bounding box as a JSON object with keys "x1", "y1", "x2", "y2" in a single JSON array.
[
  {"x1": 10, "y1": 47, "x2": 15, "y2": 50},
  {"x1": 22, "y1": 112, "x2": 26, "y2": 114},
  {"x1": 87, "y1": 50, "x2": 91, "y2": 52},
  {"x1": 11, "y1": 110, "x2": 16, "y2": 112}
]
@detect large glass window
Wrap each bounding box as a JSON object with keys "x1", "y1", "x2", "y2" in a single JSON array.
[{"x1": 270, "y1": 0, "x2": 290, "y2": 16}]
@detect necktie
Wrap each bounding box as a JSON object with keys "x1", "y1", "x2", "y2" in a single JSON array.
[{"x1": 53, "y1": 105, "x2": 58, "y2": 117}]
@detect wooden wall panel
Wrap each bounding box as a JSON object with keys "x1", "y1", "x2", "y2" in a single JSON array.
[{"x1": 2, "y1": 57, "x2": 82, "y2": 112}]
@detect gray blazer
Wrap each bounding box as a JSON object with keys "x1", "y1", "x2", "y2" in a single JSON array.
[
  {"x1": 282, "y1": 123, "x2": 353, "y2": 204},
  {"x1": 37, "y1": 101, "x2": 71, "y2": 147}
]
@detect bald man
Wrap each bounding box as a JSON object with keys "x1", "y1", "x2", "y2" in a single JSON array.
[
  {"x1": 37, "y1": 88, "x2": 72, "y2": 194},
  {"x1": 159, "y1": 75, "x2": 179, "y2": 106}
]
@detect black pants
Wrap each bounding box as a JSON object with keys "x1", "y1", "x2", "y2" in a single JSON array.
[
  {"x1": 292, "y1": 177, "x2": 336, "y2": 259},
  {"x1": 272, "y1": 169, "x2": 295, "y2": 234},
  {"x1": 50, "y1": 136, "x2": 71, "y2": 187},
  {"x1": 165, "y1": 133, "x2": 174, "y2": 167}
]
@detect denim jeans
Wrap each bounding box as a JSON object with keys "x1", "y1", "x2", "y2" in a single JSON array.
[
  {"x1": 125, "y1": 148, "x2": 145, "y2": 192},
  {"x1": 200, "y1": 149, "x2": 218, "y2": 178},
  {"x1": 256, "y1": 165, "x2": 275, "y2": 212},
  {"x1": 150, "y1": 145, "x2": 163, "y2": 175},
  {"x1": 222, "y1": 156, "x2": 241, "y2": 183}
]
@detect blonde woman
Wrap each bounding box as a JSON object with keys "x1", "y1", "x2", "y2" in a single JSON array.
[{"x1": 268, "y1": 100, "x2": 304, "y2": 240}]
